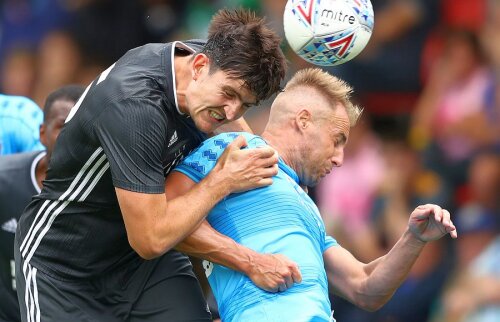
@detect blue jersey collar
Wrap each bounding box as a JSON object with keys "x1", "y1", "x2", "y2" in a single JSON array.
[{"x1": 278, "y1": 158, "x2": 300, "y2": 184}]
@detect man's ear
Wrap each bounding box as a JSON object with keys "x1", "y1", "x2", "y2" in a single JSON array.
[
  {"x1": 295, "y1": 109, "x2": 312, "y2": 131},
  {"x1": 191, "y1": 53, "x2": 210, "y2": 80},
  {"x1": 39, "y1": 123, "x2": 47, "y2": 148}
]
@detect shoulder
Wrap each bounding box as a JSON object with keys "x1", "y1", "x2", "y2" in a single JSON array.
[
  {"x1": 196, "y1": 132, "x2": 263, "y2": 154},
  {"x1": 92, "y1": 44, "x2": 172, "y2": 101},
  {"x1": 181, "y1": 132, "x2": 262, "y2": 166},
  {"x1": 92, "y1": 96, "x2": 169, "y2": 136}
]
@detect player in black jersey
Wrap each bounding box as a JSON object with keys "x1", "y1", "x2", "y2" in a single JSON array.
[
  {"x1": 0, "y1": 85, "x2": 84, "y2": 322},
  {"x1": 15, "y1": 8, "x2": 293, "y2": 322}
]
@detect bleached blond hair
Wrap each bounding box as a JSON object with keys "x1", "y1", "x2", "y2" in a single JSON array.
[{"x1": 283, "y1": 68, "x2": 362, "y2": 126}]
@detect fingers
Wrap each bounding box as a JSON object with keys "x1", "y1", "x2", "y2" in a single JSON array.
[
  {"x1": 442, "y1": 209, "x2": 458, "y2": 239},
  {"x1": 413, "y1": 204, "x2": 443, "y2": 220},
  {"x1": 259, "y1": 164, "x2": 279, "y2": 178},
  {"x1": 290, "y1": 263, "x2": 302, "y2": 284},
  {"x1": 432, "y1": 205, "x2": 444, "y2": 223},
  {"x1": 229, "y1": 135, "x2": 248, "y2": 149},
  {"x1": 255, "y1": 151, "x2": 279, "y2": 168},
  {"x1": 284, "y1": 274, "x2": 294, "y2": 289},
  {"x1": 435, "y1": 207, "x2": 457, "y2": 238},
  {"x1": 411, "y1": 204, "x2": 434, "y2": 220},
  {"x1": 253, "y1": 145, "x2": 278, "y2": 159},
  {"x1": 275, "y1": 255, "x2": 301, "y2": 292},
  {"x1": 239, "y1": 146, "x2": 278, "y2": 167},
  {"x1": 413, "y1": 204, "x2": 458, "y2": 239}
]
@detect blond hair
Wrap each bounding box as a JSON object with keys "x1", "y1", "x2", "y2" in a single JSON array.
[{"x1": 284, "y1": 68, "x2": 362, "y2": 126}]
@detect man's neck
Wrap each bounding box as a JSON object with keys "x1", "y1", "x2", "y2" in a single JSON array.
[
  {"x1": 262, "y1": 130, "x2": 306, "y2": 189},
  {"x1": 35, "y1": 156, "x2": 49, "y2": 190},
  {"x1": 261, "y1": 130, "x2": 297, "y2": 172}
]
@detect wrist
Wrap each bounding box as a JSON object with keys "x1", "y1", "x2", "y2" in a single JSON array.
[
  {"x1": 203, "y1": 169, "x2": 232, "y2": 198},
  {"x1": 404, "y1": 229, "x2": 427, "y2": 248},
  {"x1": 236, "y1": 247, "x2": 260, "y2": 275}
]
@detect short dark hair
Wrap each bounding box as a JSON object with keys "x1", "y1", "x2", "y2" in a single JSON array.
[
  {"x1": 43, "y1": 85, "x2": 85, "y2": 123},
  {"x1": 201, "y1": 8, "x2": 287, "y2": 104}
]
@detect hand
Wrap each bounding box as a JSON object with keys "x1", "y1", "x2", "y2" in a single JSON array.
[
  {"x1": 213, "y1": 136, "x2": 279, "y2": 193},
  {"x1": 247, "y1": 253, "x2": 302, "y2": 293},
  {"x1": 408, "y1": 204, "x2": 458, "y2": 242}
]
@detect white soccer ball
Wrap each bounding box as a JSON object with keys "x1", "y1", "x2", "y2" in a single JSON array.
[{"x1": 283, "y1": 0, "x2": 374, "y2": 66}]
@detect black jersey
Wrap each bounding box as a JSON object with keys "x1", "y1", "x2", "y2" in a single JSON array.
[
  {"x1": 16, "y1": 41, "x2": 207, "y2": 279},
  {"x1": 0, "y1": 151, "x2": 44, "y2": 322}
]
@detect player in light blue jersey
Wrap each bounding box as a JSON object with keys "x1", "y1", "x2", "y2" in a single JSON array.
[
  {"x1": 175, "y1": 131, "x2": 337, "y2": 321},
  {"x1": 0, "y1": 94, "x2": 43, "y2": 155},
  {"x1": 168, "y1": 68, "x2": 458, "y2": 321}
]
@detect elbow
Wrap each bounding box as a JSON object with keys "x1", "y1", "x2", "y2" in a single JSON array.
[
  {"x1": 354, "y1": 293, "x2": 388, "y2": 312},
  {"x1": 352, "y1": 286, "x2": 389, "y2": 312},
  {"x1": 358, "y1": 300, "x2": 385, "y2": 312},
  {"x1": 134, "y1": 247, "x2": 162, "y2": 260},
  {"x1": 128, "y1": 236, "x2": 174, "y2": 260}
]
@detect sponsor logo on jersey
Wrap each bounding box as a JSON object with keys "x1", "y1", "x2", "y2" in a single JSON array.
[
  {"x1": 168, "y1": 130, "x2": 178, "y2": 147},
  {"x1": 1, "y1": 218, "x2": 17, "y2": 233}
]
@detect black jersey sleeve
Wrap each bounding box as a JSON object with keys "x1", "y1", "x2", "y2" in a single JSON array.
[{"x1": 93, "y1": 98, "x2": 167, "y2": 193}]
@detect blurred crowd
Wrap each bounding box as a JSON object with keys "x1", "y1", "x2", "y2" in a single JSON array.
[{"x1": 1, "y1": 1, "x2": 499, "y2": 322}]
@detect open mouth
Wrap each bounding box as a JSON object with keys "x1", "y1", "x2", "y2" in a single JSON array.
[{"x1": 209, "y1": 110, "x2": 225, "y2": 122}]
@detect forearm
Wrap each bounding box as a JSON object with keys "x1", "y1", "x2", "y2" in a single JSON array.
[
  {"x1": 175, "y1": 221, "x2": 256, "y2": 274},
  {"x1": 158, "y1": 172, "x2": 232, "y2": 251},
  {"x1": 359, "y1": 229, "x2": 425, "y2": 309},
  {"x1": 176, "y1": 220, "x2": 302, "y2": 292},
  {"x1": 328, "y1": 204, "x2": 455, "y2": 311},
  {"x1": 120, "y1": 171, "x2": 233, "y2": 259}
]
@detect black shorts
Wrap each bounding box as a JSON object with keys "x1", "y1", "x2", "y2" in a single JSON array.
[{"x1": 14, "y1": 246, "x2": 212, "y2": 322}]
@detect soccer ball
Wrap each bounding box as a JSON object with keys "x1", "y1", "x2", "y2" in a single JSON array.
[{"x1": 283, "y1": 0, "x2": 374, "y2": 66}]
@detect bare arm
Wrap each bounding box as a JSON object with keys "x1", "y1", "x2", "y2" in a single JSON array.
[
  {"x1": 166, "y1": 171, "x2": 302, "y2": 292},
  {"x1": 324, "y1": 204, "x2": 458, "y2": 311},
  {"x1": 116, "y1": 136, "x2": 278, "y2": 259}
]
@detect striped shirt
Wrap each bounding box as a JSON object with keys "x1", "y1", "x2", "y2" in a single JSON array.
[{"x1": 175, "y1": 132, "x2": 337, "y2": 322}]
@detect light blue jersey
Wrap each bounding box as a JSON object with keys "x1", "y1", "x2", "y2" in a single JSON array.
[
  {"x1": 175, "y1": 132, "x2": 338, "y2": 322},
  {"x1": 0, "y1": 94, "x2": 43, "y2": 155}
]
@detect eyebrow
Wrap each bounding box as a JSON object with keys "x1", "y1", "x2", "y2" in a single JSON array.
[
  {"x1": 222, "y1": 86, "x2": 241, "y2": 100},
  {"x1": 222, "y1": 85, "x2": 256, "y2": 106}
]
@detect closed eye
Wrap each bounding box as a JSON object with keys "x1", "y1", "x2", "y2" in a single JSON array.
[{"x1": 335, "y1": 134, "x2": 347, "y2": 146}]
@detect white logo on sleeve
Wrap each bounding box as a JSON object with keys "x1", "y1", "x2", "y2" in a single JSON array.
[
  {"x1": 1, "y1": 218, "x2": 17, "y2": 233},
  {"x1": 168, "y1": 131, "x2": 178, "y2": 147}
]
